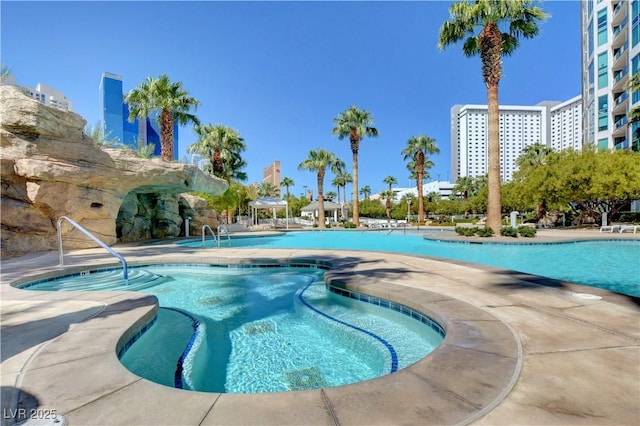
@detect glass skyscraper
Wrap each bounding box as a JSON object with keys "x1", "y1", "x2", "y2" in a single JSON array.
[
  {"x1": 99, "y1": 72, "x2": 178, "y2": 158},
  {"x1": 582, "y1": 0, "x2": 640, "y2": 151}
]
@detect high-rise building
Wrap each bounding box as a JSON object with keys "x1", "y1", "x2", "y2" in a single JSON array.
[
  {"x1": 99, "y1": 72, "x2": 177, "y2": 158},
  {"x1": 581, "y1": 0, "x2": 640, "y2": 151},
  {"x1": 26, "y1": 82, "x2": 73, "y2": 111},
  {"x1": 450, "y1": 97, "x2": 582, "y2": 182},
  {"x1": 263, "y1": 160, "x2": 281, "y2": 195},
  {"x1": 550, "y1": 95, "x2": 583, "y2": 152}
]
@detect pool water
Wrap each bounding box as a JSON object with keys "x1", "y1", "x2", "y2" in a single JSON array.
[
  {"x1": 25, "y1": 265, "x2": 443, "y2": 393},
  {"x1": 184, "y1": 231, "x2": 640, "y2": 297}
]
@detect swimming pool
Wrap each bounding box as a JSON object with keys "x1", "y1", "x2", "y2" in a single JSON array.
[
  {"x1": 180, "y1": 231, "x2": 640, "y2": 297},
  {"x1": 21, "y1": 264, "x2": 444, "y2": 393}
]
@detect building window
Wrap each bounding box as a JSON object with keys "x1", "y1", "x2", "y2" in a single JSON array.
[
  {"x1": 598, "y1": 138, "x2": 608, "y2": 150},
  {"x1": 598, "y1": 95, "x2": 608, "y2": 131},
  {"x1": 598, "y1": 52, "x2": 608, "y2": 88},
  {"x1": 598, "y1": 8, "x2": 607, "y2": 46},
  {"x1": 633, "y1": 0, "x2": 640, "y2": 46}
]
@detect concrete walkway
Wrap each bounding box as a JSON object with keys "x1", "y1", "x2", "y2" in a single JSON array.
[{"x1": 1, "y1": 230, "x2": 638, "y2": 425}]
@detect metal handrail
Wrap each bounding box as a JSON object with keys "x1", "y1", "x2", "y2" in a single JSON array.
[
  {"x1": 57, "y1": 215, "x2": 128, "y2": 280},
  {"x1": 217, "y1": 225, "x2": 231, "y2": 247},
  {"x1": 202, "y1": 224, "x2": 217, "y2": 247}
]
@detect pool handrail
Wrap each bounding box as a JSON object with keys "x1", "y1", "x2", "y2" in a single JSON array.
[
  {"x1": 217, "y1": 224, "x2": 231, "y2": 247},
  {"x1": 202, "y1": 224, "x2": 217, "y2": 247},
  {"x1": 57, "y1": 215, "x2": 129, "y2": 281}
]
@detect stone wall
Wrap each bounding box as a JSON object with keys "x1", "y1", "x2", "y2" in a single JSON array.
[{"x1": 0, "y1": 86, "x2": 228, "y2": 258}]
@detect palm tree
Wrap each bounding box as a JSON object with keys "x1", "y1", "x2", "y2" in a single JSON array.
[
  {"x1": 189, "y1": 124, "x2": 246, "y2": 181},
  {"x1": 453, "y1": 176, "x2": 475, "y2": 202},
  {"x1": 438, "y1": 0, "x2": 548, "y2": 234},
  {"x1": 516, "y1": 143, "x2": 554, "y2": 219},
  {"x1": 332, "y1": 170, "x2": 352, "y2": 219},
  {"x1": 360, "y1": 185, "x2": 372, "y2": 200},
  {"x1": 257, "y1": 182, "x2": 278, "y2": 197},
  {"x1": 125, "y1": 75, "x2": 200, "y2": 161},
  {"x1": 325, "y1": 191, "x2": 337, "y2": 201},
  {"x1": 402, "y1": 135, "x2": 440, "y2": 223},
  {"x1": 188, "y1": 124, "x2": 247, "y2": 223},
  {"x1": 280, "y1": 177, "x2": 295, "y2": 201},
  {"x1": 382, "y1": 176, "x2": 398, "y2": 222},
  {"x1": 298, "y1": 149, "x2": 342, "y2": 229},
  {"x1": 380, "y1": 189, "x2": 396, "y2": 222},
  {"x1": 332, "y1": 105, "x2": 379, "y2": 227}
]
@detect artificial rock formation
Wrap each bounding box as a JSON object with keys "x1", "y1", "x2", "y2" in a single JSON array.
[{"x1": 0, "y1": 85, "x2": 228, "y2": 258}]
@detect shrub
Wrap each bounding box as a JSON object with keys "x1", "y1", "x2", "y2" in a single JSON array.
[
  {"x1": 343, "y1": 222, "x2": 356, "y2": 229},
  {"x1": 500, "y1": 226, "x2": 518, "y2": 237},
  {"x1": 518, "y1": 225, "x2": 537, "y2": 238},
  {"x1": 476, "y1": 227, "x2": 495, "y2": 237},
  {"x1": 454, "y1": 226, "x2": 478, "y2": 236}
]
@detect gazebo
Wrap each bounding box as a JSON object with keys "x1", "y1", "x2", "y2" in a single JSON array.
[
  {"x1": 248, "y1": 197, "x2": 288, "y2": 229},
  {"x1": 301, "y1": 200, "x2": 342, "y2": 224}
]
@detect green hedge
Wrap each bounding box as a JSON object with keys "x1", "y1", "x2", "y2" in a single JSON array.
[
  {"x1": 500, "y1": 226, "x2": 518, "y2": 237},
  {"x1": 518, "y1": 226, "x2": 537, "y2": 238}
]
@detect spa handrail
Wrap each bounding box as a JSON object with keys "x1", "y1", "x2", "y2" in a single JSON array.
[
  {"x1": 202, "y1": 224, "x2": 217, "y2": 247},
  {"x1": 57, "y1": 215, "x2": 128, "y2": 280},
  {"x1": 217, "y1": 224, "x2": 231, "y2": 247}
]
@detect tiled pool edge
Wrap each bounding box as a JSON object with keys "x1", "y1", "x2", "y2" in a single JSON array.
[{"x1": 4, "y1": 253, "x2": 523, "y2": 425}]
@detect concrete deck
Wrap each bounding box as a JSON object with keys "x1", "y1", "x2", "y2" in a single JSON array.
[{"x1": 1, "y1": 229, "x2": 638, "y2": 425}]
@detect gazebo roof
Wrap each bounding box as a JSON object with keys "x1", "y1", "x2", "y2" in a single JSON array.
[
  {"x1": 301, "y1": 200, "x2": 342, "y2": 212},
  {"x1": 248, "y1": 197, "x2": 288, "y2": 209}
]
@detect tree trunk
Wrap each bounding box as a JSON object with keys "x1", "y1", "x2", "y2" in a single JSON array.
[
  {"x1": 317, "y1": 169, "x2": 326, "y2": 228},
  {"x1": 486, "y1": 83, "x2": 502, "y2": 234},
  {"x1": 351, "y1": 147, "x2": 360, "y2": 227},
  {"x1": 160, "y1": 109, "x2": 174, "y2": 161},
  {"x1": 417, "y1": 151, "x2": 425, "y2": 223}
]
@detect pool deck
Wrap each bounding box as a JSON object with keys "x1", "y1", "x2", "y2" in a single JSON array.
[{"x1": 1, "y1": 229, "x2": 638, "y2": 425}]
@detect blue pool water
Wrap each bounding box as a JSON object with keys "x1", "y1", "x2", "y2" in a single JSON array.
[
  {"x1": 183, "y1": 231, "x2": 640, "y2": 297},
  {"x1": 22, "y1": 264, "x2": 444, "y2": 393}
]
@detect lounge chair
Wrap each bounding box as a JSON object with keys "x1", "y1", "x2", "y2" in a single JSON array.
[
  {"x1": 600, "y1": 224, "x2": 621, "y2": 233},
  {"x1": 619, "y1": 225, "x2": 639, "y2": 234}
]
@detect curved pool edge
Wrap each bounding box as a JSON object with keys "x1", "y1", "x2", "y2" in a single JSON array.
[{"x1": 1, "y1": 246, "x2": 638, "y2": 425}]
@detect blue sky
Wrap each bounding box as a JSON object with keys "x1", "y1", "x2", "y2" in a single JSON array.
[{"x1": 2, "y1": 1, "x2": 581, "y2": 197}]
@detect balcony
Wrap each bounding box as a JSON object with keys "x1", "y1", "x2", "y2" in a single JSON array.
[
  {"x1": 612, "y1": 42, "x2": 628, "y2": 70},
  {"x1": 612, "y1": 91, "x2": 629, "y2": 114},
  {"x1": 612, "y1": 66, "x2": 629, "y2": 91},
  {"x1": 611, "y1": 1, "x2": 628, "y2": 27},
  {"x1": 612, "y1": 19, "x2": 629, "y2": 48},
  {"x1": 612, "y1": 115, "x2": 629, "y2": 137}
]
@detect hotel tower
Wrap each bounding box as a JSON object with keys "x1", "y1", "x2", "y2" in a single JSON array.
[{"x1": 582, "y1": 0, "x2": 640, "y2": 151}]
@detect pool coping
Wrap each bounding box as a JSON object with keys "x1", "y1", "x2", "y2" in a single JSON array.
[{"x1": 1, "y1": 242, "x2": 639, "y2": 425}]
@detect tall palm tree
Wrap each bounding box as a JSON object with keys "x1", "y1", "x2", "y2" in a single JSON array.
[
  {"x1": 298, "y1": 148, "x2": 342, "y2": 229},
  {"x1": 380, "y1": 189, "x2": 396, "y2": 221},
  {"x1": 402, "y1": 135, "x2": 440, "y2": 223},
  {"x1": 516, "y1": 143, "x2": 554, "y2": 219},
  {"x1": 280, "y1": 177, "x2": 295, "y2": 201},
  {"x1": 188, "y1": 123, "x2": 247, "y2": 223},
  {"x1": 188, "y1": 124, "x2": 246, "y2": 181},
  {"x1": 382, "y1": 176, "x2": 398, "y2": 222},
  {"x1": 332, "y1": 105, "x2": 379, "y2": 227},
  {"x1": 125, "y1": 75, "x2": 200, "y2": 161},
  {"x1": 453, "y1": 176, "x2": 476, "y2": 202},
  {"x1": 332, "y1": 170, "x2": 352, "y2": 219},
  {"x1": 257, "y1": 182, "x2": 278, "y2": 197},
  {"x1": 360, "y1": 185, "x2": 372, "y2": 200},
  {"x1": 438, "y1": 0, "x2": 548, "y2": 234}
]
